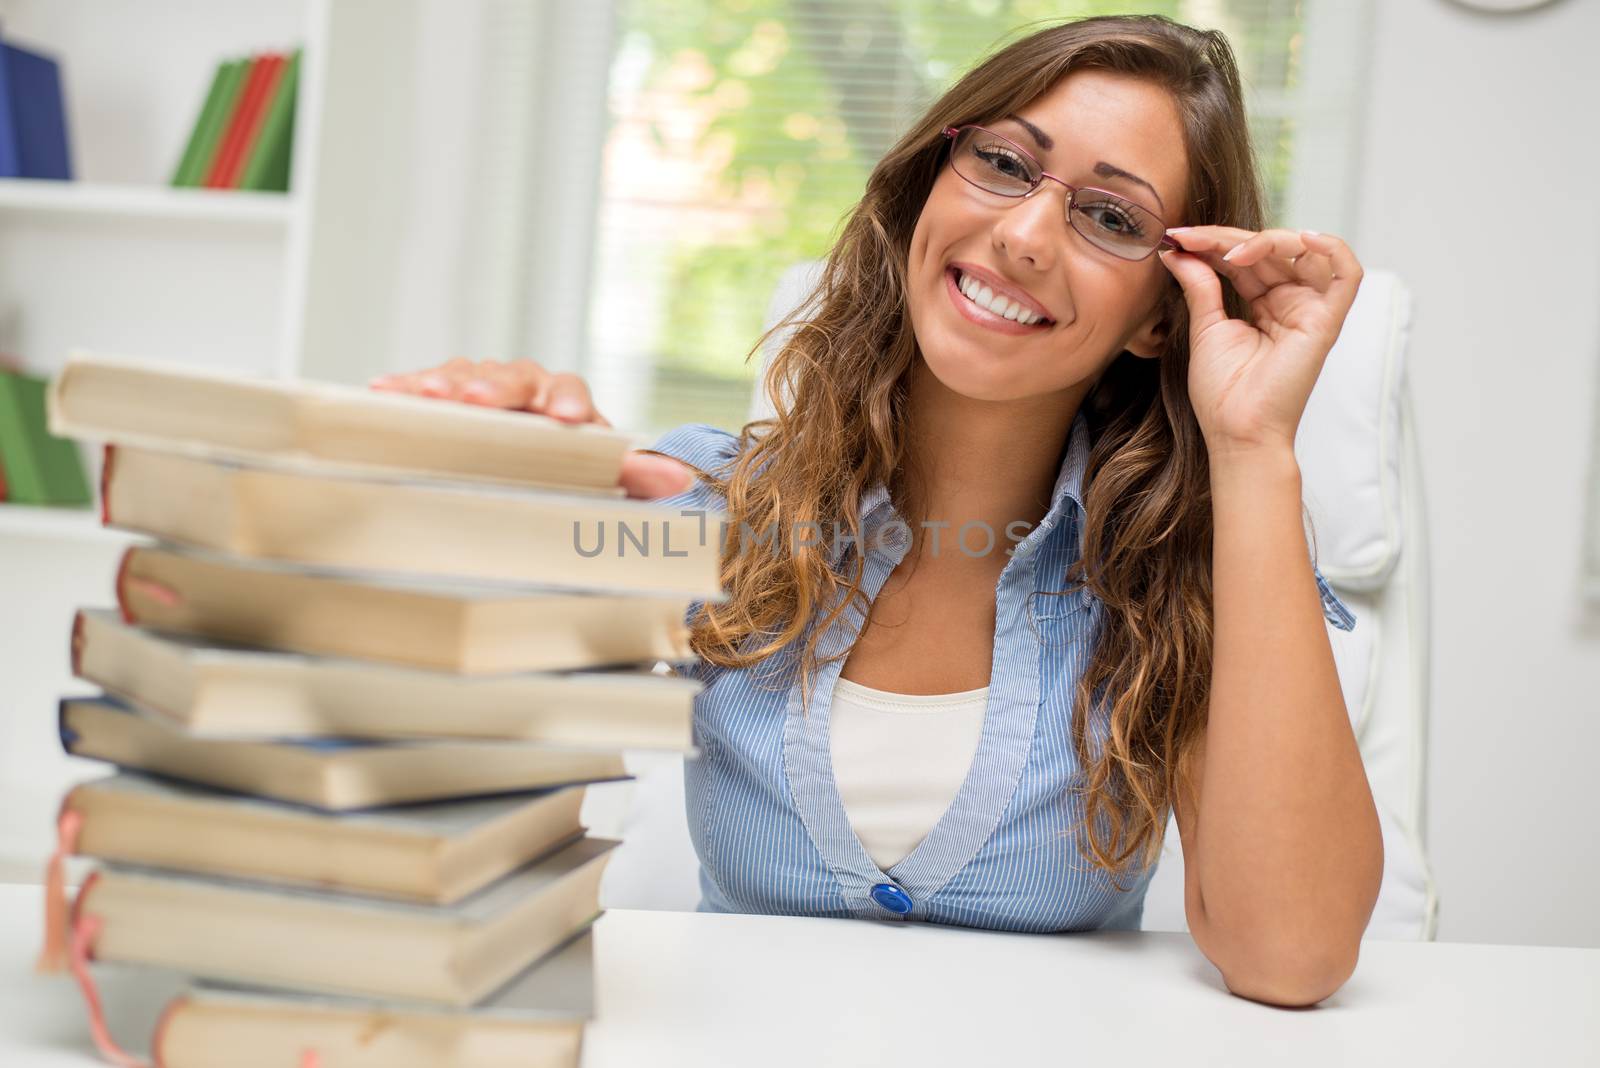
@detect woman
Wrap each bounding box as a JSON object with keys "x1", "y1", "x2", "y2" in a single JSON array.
[{"x1": 373, "y1": 14, "x2": 1382, "y2": 1006}]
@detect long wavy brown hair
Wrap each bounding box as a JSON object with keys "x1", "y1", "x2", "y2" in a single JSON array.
[{"x1": 642, "y1": 14, "x2": 1268, "y2": 888}]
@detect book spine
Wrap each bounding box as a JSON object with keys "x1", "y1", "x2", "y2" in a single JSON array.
[
  {"x1": 227, "y1": 54, "x2": 287, "y2": 189},
  {"x1": 171, "y1": 61, "x2": 230, "y2": 187},
  {"x1": 203, "y1": 54, "x2": 270, "y2": 188},
  {"x1": 239, "y1": 49, "x2": 300, "y2": 193},
  {"x1": 99, "y1": 443, "x2": 116, "y2": 526},
  {"x1": 150, "y1": 995, "x2": 191, "y2": 1068},
  {"x1": 186, "y1": 59, "x2": 247, "y2": 189},
  {"x1": 57, "y1": 697, "x2": 81, "y2": 754},
  {"x1": 69, "y1": 609, "x2": 86, "y2": 678},
  {"x1": 4, "y1": 42, "x2": 73, "y2": 179},
  {"x1": 0, "y1": 43, "x2": 20, "y2": 178},
  {"x1": 112, "y1": 545, "x2": 137, "y2": 626}
]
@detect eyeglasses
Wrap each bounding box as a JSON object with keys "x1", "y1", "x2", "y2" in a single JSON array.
[{"x1": 942, "y1": 125, "x2": 1181, "y2": 262}]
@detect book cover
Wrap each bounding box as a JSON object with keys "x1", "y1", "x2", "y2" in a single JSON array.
[
  {"x1": 157, "y1": 926, "x2": 595, "y2": 1068},
  {"x1": 111, "y1": 544, "x2": 701, "y2": 675},
  {"x1": 50, "y1": 351, "x2": 638, "y2": 493},
  {"x1": 100, "y1": 445, "x2": 723, "y2": 597},
  {"x1": 75, "y1": 836, "x2": 618, "y2": 1004},
  {"x1": 74, "y1": 605, "x2": 698, "y2": 746},
  {"x1": 64, "y1": 771, "x2": 590, "y2": 905},
  {"x1": 58, "y1": 693, "x2": 631, "y2": 810}
]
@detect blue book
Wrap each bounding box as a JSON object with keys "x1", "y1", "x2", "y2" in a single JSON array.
[{"x1": 0, "y1": 33, "x2": 72, "y2": 179}]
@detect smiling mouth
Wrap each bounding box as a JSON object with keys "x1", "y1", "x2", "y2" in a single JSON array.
[{"x1": 945, "y1": 267, "x2": 1055, "y2": 328}]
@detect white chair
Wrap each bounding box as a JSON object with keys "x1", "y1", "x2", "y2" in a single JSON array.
[{"x1": 587, "y1": 260, "x2": 1438, "y2": 941}]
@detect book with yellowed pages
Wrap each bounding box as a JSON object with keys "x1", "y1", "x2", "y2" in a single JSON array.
[
  {"x1": 59, "y1": 695, "x2": 629, "y2": 811},
  {"x1": 73, "y1": 607, "x2": 698, "y2": 746},
  {"x1": 114, "y1": 544, "x2": 703, "y2": 675},
  {"x1": 155, "y1": 926, "x2": 596, "y2": 1068},
  {"x1": 62, "y1": 772, "x2": 589, "y2": 905},
  {"x1": 47, "y1": 351, "x2": 637, "y2": 493},
  {"x1": 99, "y1": 443, "x2": 724, "y2": 596},
  {"x1": 71, "y1": 835, "x2": 617, "y2": 1006}
]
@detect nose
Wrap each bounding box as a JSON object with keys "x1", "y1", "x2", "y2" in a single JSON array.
[{"x1": 991, "y1": 179, "x2": 1070, "y2": 272}]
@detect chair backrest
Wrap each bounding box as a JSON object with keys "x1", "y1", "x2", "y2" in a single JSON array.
[{"x1": 590, "y1": 261, "x2": 1437, "y2": 940}]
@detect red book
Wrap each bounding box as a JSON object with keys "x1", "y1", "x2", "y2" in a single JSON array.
[
  {"x1": 203, "y1": 54, "x2": 277, "y2": 188},
  {"x1": 218, "y1": 54, "x2": 286, "y2": 188}
]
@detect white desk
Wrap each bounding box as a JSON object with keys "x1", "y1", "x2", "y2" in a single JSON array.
[{"x1": 3, "y1": 884, "x2": 1596, "y2": 1066}]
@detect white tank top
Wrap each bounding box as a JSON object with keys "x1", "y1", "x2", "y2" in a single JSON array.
[{"x1": 828, "y1": 676, "x2": 988, "y2": 871}]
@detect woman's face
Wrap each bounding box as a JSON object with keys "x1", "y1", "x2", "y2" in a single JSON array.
[{"x1": 906, "y1": 70, "x2": 1190, "y2": 404}]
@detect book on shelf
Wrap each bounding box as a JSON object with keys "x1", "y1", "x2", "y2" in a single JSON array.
[
  {"x1": 73, "y1": 606, "x2": 698, "y2": 746},
  {"x1": 59, "y1": 695, "x2": 630, "y2": 811},
  {"x1": 212, "y1": 52, "x2": 284, "y2": 188},
  {"x1": 69, "y1": 835, "x2": 617, "y2": 1005},
  {"x1": 154, "y1": 925, "x2": 595, "y2": 1068},
  {"x1": 62, "y1": 771, "x2": 589, "y2": 906},
  {"x1": 49, "y1": 352, "x2": 642, "y2": 493},
  {"x1": 240, "y1": 49, "x2": 299, "y2": 192},
  {"x1": 0, "y1": 32, "x2": 72, "y2": 180},
  {"x1": 114, "y1": 544, "x2": 701, "y2": 674},
  {"x1": 0, "y1": 367, "x2": 91, "y2": 506},
  {"x1": 203, "y1": 52, "x2": 274, "y2": 189},
  {"x1": 171, "y1": 57, "x2": 246, "y2": 187}
]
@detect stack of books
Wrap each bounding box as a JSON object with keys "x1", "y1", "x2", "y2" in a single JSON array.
[{"x1": 36, "y1": 352, "x2": 723, "y2": 1067}]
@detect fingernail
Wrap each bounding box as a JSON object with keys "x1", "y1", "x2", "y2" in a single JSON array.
[
  {"x1": 1302, "y1": 230, "x2": 1322, "y2": 237},
  {"x1": 419, "y1": 374, "x2": 449, "y2": 393},
  {"x1": 1166, "y1": 226, "x2": 1193, "y2": 234},
  {"x1": 1222, "y1": 243, "x2": 1244, "y2": 261}
]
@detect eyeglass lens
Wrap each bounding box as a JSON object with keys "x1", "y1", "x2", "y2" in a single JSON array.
[{"x1": 950, "y1": 126, "x2": 1161, "y2": 260}]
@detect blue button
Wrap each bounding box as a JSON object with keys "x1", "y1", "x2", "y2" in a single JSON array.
[{"x1": 870, "y1": 882, "x2": 913, "y2": 915}]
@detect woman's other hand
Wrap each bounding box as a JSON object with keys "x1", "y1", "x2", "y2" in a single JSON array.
[
  {"x1": 368, "y1": 357, "x2": 693, "y2": 499},
  {"x1": 369, "y1": 357, "x2": 609, "y2": 425}
]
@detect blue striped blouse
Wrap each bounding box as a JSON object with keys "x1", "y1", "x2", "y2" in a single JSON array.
[{"x1": 646, "y1": 412, "x2": 1356, "y2": 932}]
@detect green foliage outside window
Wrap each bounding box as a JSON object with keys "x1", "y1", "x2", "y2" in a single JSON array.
[{"x1": 608, "y1": 0, "x2": 1303, "y2": 433}]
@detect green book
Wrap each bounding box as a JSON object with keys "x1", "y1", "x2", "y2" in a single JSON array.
[
  {"x1": 170, "y1": 61, "x2": 229, "y2": 187},
  {"x1": 240, "y1": 48, "x2": 300, "y2": 192},
  {"x1": 176, "y1": 58, "x2": 247, "y2": 188},
  {"x1": 0, "y1": 370, "x2": 91, "y2": 506}
]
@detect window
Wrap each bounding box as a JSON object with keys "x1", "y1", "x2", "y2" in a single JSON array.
[{"x1": 579, "y1": 0, "x2": 1372, "y2": 438}]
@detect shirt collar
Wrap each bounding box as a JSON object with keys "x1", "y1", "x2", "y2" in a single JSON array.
[{"x1": 856, "y1": 407, "x2": 1093, "y2": 537}]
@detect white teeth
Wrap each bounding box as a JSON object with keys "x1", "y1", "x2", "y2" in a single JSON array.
[{"x1": 956, "y1": 271, "x2": 1045, "y2": 326}]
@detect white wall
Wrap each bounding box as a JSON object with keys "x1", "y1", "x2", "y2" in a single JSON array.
[{"x1": 1352, "y1": 0, "x2": 1600, "y2": 948}]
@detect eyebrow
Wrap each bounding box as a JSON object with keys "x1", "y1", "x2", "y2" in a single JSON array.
[{"x1": 1003, "y1": 112, "x2": 1166, "y2": 213}]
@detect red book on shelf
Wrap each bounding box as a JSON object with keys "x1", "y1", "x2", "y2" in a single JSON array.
[
  {"x1": 203, "y1": 53, "x2": 278, "y2": 189},
  {"x1": 217, "y1": 53, "x2": 286, "y2": 188}
]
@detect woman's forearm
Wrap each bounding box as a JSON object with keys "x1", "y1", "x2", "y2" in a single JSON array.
[{"x1": 1194, "y1": 445, "x2": 1383, "y2": 1000}]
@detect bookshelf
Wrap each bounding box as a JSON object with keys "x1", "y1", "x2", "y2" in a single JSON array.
[{"x1": 0, "y1": 0, "x2": 451, "y2": 878}]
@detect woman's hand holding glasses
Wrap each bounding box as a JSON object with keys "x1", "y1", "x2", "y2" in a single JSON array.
[{"x1": 1158, "y1": 226, "x2": 1363, "y2": 461}]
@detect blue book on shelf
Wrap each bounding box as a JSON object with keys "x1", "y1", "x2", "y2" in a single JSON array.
[{"x1": 0, "y1": 32, "x2": 73, "y2": 179}]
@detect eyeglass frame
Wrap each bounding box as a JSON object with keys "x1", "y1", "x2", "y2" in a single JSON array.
[{"x1": 940, "y1": 124, "x2": 1183, "y2": 262}]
